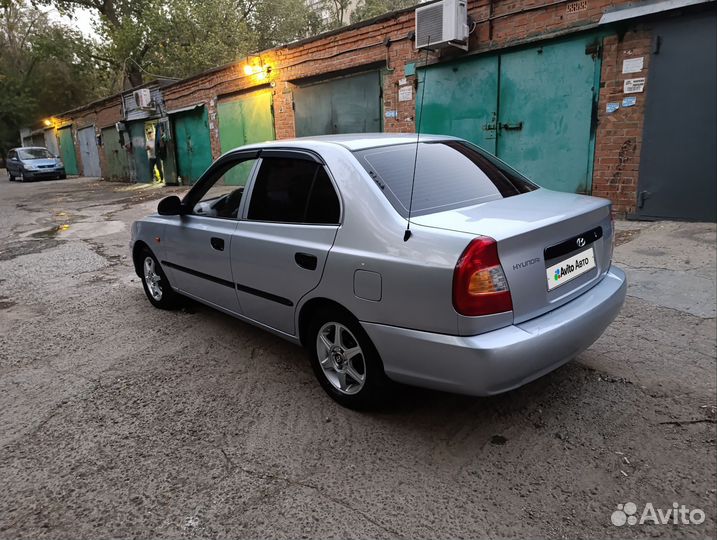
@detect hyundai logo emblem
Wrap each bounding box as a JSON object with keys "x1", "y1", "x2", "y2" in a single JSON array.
[{"x1": 576, "y1": 237, "x2": 586, "y2": 248}]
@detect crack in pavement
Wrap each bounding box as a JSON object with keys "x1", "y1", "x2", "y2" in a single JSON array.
[{"x1": 219, "y1": 448, "x2": 411, "y2": 539}]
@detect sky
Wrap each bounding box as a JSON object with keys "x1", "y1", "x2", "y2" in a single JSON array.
[{"x1": 44, "y1": 5, "x2": 99, "y2": 39}]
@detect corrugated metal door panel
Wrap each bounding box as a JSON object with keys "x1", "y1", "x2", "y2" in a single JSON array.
[
  {"x1": 637, "y1": 11, "x2": 716, "y2": 221},
  {"x1": 418, "y1": 56, "x2": 499, "y2": 153},
  {"x1": 44, "y1": 129, "x2": 59, "y2": 156},
  {"x1": 294, "y1": 71, "x2": 381, "y2": 136},
  {"x1": 78, "y1": 126, "x2": 102, "y2": 177},
  {"x1": 172, "y1": 106, "x2": 213, "y2": 185},
  {"x1": 101, "y1": 127, "x2": 130, "y2": 181},
  {"x1": 57, "y1": 126, "x2": 78, "y2": 175},
  {"x1": 218, "y1": 90, "x2": 275, "y2": 185},
  {"x1": 497, "y1": 35, "x2": 599, "y2": 194},
  {"x1": 128, "y1": 121, "x2": 151, "y2": 183}
]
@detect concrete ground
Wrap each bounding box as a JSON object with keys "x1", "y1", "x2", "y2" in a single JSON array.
[{"x1": 0, "y1": 174, "x2": 714, "y2": 540}]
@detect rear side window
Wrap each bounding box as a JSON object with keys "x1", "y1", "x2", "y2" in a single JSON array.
[
  {"x1": 247, "y1": 157, "x2": 340, "y2": 224},
  {"x1": 353, "y1": 141, "x2": 537, "y2": 218}
]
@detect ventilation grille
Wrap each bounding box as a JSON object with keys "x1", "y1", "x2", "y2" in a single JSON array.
[{"x1": 416, "y1": 3, "x2": 444, "y2": 48}]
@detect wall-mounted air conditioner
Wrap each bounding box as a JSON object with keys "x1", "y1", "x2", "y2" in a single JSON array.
[
  {"x1": 133, "y1": 88, "x2": 153, "y2": 110},
  {"x1": 415, "y1": 0, "x2": 469, "y2": 50}
]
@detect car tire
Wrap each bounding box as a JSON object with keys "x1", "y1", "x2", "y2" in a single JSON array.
[
  {"x1": 307, "y1": 308, "x2": 391, "y2": 409},
  {"x1": 8, "y1": 172, "x2": 14, "y2": 181},
  {"x1": 138, "y1": 248, "x2": 180, "y2": 310},
  {"x1": 18, "y1": 171, "x2": 24, "y2": 182},
  {"x1": 59, "y1": 174, "x2": 66, "y2": 180}
]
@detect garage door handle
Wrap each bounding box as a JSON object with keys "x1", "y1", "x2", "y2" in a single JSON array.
[
  {"x1": 295, "y1": 252, "x2": 318, "y2": 270},
  {"x1": 210, "y1": 237, "x2": 224, "y2": 251},
  {"x1": 500, "y1": 121, "x2": 523, "y2": 131}
]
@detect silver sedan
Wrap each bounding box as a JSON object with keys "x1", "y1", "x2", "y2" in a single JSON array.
[{"x1": 130, "y1": 134, "x2": 626, "y2": 408}]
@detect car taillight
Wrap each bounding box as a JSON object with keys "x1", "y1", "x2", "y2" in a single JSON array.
[{"x1": 453, "y1": 237, "x2": 513, "y2": 316}]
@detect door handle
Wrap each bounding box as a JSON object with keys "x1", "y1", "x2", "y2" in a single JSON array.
[
  {"x1": 210, "y1": 237, "x2": 224, "y2": 251},
  {"x1": 295, "y1": 252, "x2": 318, "y2": 270},
  {"x1": 500, "y1": 121, "x2": 523, "y2": 131}
]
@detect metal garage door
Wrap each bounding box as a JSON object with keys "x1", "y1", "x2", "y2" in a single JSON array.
[
  {"x1": 127, "y1": 121, "x2": 151, "y2": 183},
  {"x1": 78, "y1": 126, "x2": 102, "y2": 177},
  {"x1": 57, "y1": 126, "x2": 79, "y2": 175},
  {"x1": 217, "y1": 90, "x2": 275, "y2": 185},
  {"x1": 172, "y1": 106, "x2": 213, "y2": 185},
  {"x1": 101, "y1": 126, "x2": 130, "y2": 182},
  {"x1": 636, "y1": 11, "x2": 716, "y2": 221},
  {"x1": 418, "y1": 34, "x2": 601, "y2": 194},
  {"x1": 293, "y1": 71, "x2": 382, "y2": 136}
]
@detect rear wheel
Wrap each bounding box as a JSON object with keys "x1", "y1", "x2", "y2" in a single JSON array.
[
  {"x1": 139, "y1": 248, "x2": 180, "y2": 309},
  {"x1": 308, "y1": 309, "x2": 391, "y2": 409}
]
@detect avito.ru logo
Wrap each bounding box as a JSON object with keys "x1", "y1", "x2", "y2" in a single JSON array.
[{"x1": 611, "y1": 502, "x2": 706, "y2": 527}]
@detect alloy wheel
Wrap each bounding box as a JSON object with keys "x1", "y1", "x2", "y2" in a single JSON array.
[
  {"x1": 315, "y1": 322, "x2": 366, "y2": 395},
  {"x1": 143, "y1": 256, "x2": 163, "y2": 301}
]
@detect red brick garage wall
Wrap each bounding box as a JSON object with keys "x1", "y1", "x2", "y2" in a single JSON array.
[
  {"x1": 56, "y1": 0, "x2": 663, "y2": 215},
  {"x1": 593, "y1": 26, "x2": 652, "y2": 216}
]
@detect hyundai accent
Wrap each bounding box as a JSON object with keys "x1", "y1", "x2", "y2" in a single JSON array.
[{"x1": 130, "y1": 134, "x2": 626, "y2": 408}]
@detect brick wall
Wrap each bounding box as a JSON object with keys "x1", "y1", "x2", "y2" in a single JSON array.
[
  {"x1": 53, "y1": 96, "x2": 122, "y2": 177},
  {"x1": 593, "y1": 26, "x2": 652, "y2": 216},
  {"x1": 55, "y1": 0, "x2": 663, "y2": 214}
]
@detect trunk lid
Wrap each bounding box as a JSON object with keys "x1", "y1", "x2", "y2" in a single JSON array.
[{"x1": 412, "y1": 189, "x2": 614, "y2": 323}]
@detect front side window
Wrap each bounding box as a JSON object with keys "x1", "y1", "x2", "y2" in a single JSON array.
[
  {"x1": 19, "y1": 148, "x2": 53, "y2": 160},
  {"x1": 190, "y1": 158, "x2": 258, "y2": 219},
  {"x1": 353, "y1": 141, "x2": 537, "y2": 218},
  {"x1": 247, "y1": 157, "x2": 340, "y2": 224}
]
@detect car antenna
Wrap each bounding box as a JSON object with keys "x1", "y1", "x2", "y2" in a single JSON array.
[{"x1": 404, "y1": 38, "x2": 431, "y2": 242}]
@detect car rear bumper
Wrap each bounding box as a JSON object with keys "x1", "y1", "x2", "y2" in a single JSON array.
[{"x1": 361, "y1": 266, "x2": 627, "y2": 396}]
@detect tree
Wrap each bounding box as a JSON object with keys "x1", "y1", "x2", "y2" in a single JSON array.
[
  {"x1": 40, "y1": 0, "x2": 324, "y2": 87},
  {"x1": 0, "y1": 1, "x2": 111, "y2": 153},
  {"x1": 350, "y1": 0, "x2": 417, "y2": 24}
]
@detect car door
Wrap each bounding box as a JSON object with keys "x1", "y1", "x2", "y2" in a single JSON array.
[
  {"x1": 161, "y1": 152, "x2": 259, "y2": 315},
  {"x1": 231, "y1": 150, "x2": 341, "y2": 335},
  {"x1": 7, "y1": 150, "x2": 18, "y2": 175}
]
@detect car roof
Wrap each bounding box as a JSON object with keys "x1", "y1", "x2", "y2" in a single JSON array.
[{"x1": 237, "y1": 133, "x2": 460, "y2": 153}]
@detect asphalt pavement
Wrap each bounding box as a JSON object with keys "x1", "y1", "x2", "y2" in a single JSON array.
[{"x1": 0, "y1": 173, "x2": 714, "y2": 539}]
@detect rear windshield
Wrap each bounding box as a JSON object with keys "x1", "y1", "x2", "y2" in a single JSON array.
[
  {"x1": 19, "y1": 148, "x2": 53, "y2": 160},
  {"x1": 353, "y1": 141, "x2": 537, "y2": 218}
]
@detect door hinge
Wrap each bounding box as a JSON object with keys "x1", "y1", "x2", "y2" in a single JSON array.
[
  {"x1": 585, "y1": 41, "x2": 602, "y2": 59},
  {"x1": 638, "y1": 190, "x2": 651, "y2": 209},
  {"x1": 652, "y1": 35, "x2": 662, "y2": 54}
]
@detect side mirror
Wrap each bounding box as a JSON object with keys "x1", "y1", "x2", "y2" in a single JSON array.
[{"x1": 157, "y1": 195, "x2": 183, "y2": 216}]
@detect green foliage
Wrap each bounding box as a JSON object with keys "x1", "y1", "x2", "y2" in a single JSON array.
[
  {"x1": 38, "y1": 0, "x2": 326, "y2": 86},
  {"x1": 350, "y1": 0, "x2": 418, "y2": 24},
  {"x1": 0, "y1": 2, "x2": 112, "y2": 154}
]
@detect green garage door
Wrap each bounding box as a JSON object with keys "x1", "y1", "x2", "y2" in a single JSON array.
[
  {"x1": 418, "y1": 34, "x2": 601, "y2": 193},
  {"x1": 294, "y1": 71, "x2": 382, "y2": 136},
  {"x1": 172, "y1": 106, "x2": 213, "y2": 185},
  {"x1": 57, "y1": 126, "x2": 79, "y2": 175},
  {"x1": 101, "y1": 127, "x2": 130, "y2": 181},
  {"x1": 128, "y1": 121, "x2": 151, "y2": 183},
  {"x1": 218, "y1": 90, "x2": 275, "y2": 185}
]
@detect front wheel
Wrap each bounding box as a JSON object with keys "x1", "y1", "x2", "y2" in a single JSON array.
[
  {"x1": 308, "y1": 309, "x2": 391, "y2": 409},
  {"x1": 139, "y1": 249, "x2": 180, "y2": 310},
  {"x1": 8, "y1": 172, "x2": 14, "y2": 181}
]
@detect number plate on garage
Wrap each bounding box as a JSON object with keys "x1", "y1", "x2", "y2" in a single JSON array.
[{"x1": 546, "y1": 247, "x2": 596, "y2": 291}]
